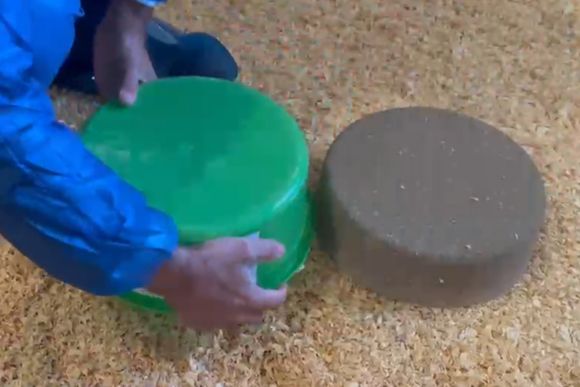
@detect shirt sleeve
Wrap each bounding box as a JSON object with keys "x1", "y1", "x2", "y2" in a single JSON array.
[{"x1": 0, "y1": 15, "x2": 178, "y2": 296}]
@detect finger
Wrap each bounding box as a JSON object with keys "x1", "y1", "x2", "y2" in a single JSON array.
[
  {"x1": 224, "y1": 325, "x2": 242, "y2": 336},
  {"x1": 142, "y1": 58, "x2": 158, "y2": 83},
  {"x1": 118, "y1": 69, "x2": 139, "y2": 106},
  {"x1": 203, "y1": 237, "x2": 286, "y2": 265},
  {"x1": 96, "y1": 73, "x2": 122, "y2": 103},
  {"x1": 244, "y1": 285, "x2": 288, "y2": 310},
  {"x1": 235, "y1": 312, "x2": 264, "y2": 326},
  {"x1": 247, "y1": 238, "x2": 286, "y2": 264},
  {"x1": 234, "y1": 237, "x2": 286, "y2": 264}
]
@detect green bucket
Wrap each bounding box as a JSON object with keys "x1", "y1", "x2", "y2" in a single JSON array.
[{"x1": 82, "y1": 76, "x2": 313, "y2": 314}]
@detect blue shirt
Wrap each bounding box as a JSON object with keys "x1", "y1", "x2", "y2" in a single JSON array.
[{"x1": 0, "y1": 0, "x2": 178, "y2": 296}]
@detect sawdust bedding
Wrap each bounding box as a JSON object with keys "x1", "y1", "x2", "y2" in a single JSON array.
[{"x1": 1, "y1": 0, "x2": 578, "y2": 386}]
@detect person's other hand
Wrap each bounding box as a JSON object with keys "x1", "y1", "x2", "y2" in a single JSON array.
[
  {"x1": 148, "y1": 237, "x2": 288, "y2": 331},
  {"x1": 94, "y1": 0, "x2": 157, "y2": 106}
]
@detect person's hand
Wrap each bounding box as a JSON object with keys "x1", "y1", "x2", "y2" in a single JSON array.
[
  {"x1": 93, "y1": 0, "x2": 157, "y2": 105},
  {"x1": 148, "y1": 237, "x2": 288, "y2": 331}
]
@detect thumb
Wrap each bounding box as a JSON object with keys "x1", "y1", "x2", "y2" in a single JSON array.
[
  {"x1": 118, "y1": 70, "x2": 139, "y2": 106},
  {"x1": 207, "y1": 237, "x2": 286, "y2": 264},
  {"x1": 201, "y1": 237, "x2": 286, "y2": 265},
  {"x1": 244, "y1": 238, "x2": 286, "y2": 264}
]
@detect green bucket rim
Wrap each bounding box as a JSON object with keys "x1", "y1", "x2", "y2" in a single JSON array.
[{"x1": 81, "y1": 76, "x2": 310, "y2": 245}]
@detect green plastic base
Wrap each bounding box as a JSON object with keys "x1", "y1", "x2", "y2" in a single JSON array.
[
  {"x1": 118, "y1": 189, "x2": 314, "y2": 314},
  {"x1": 118, "y1": 289, "x2": 174, "y2": 314}
]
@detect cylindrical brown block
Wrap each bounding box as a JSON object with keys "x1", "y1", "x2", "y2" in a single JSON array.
[{"x1": 317, "y1": 107, "x2": 546, "y2": 307}]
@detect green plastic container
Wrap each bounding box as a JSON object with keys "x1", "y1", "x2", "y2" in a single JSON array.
[{"x1": 82, "y1": 76, "x2": 313, "y2": 314}]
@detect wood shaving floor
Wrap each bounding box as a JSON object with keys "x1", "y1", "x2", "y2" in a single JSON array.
[{"x1": 1, "y1": 0, "x2": 578, "y2": 386}]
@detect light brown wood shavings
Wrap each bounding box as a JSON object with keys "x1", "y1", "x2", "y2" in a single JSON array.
[{"x1": 1, "y1": 0, "x2": 579, "y2": 386}]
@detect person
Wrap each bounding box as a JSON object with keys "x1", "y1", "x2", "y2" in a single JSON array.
[{"x1": 0, "y1": 0, "x2": 287, "y2": 331}]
